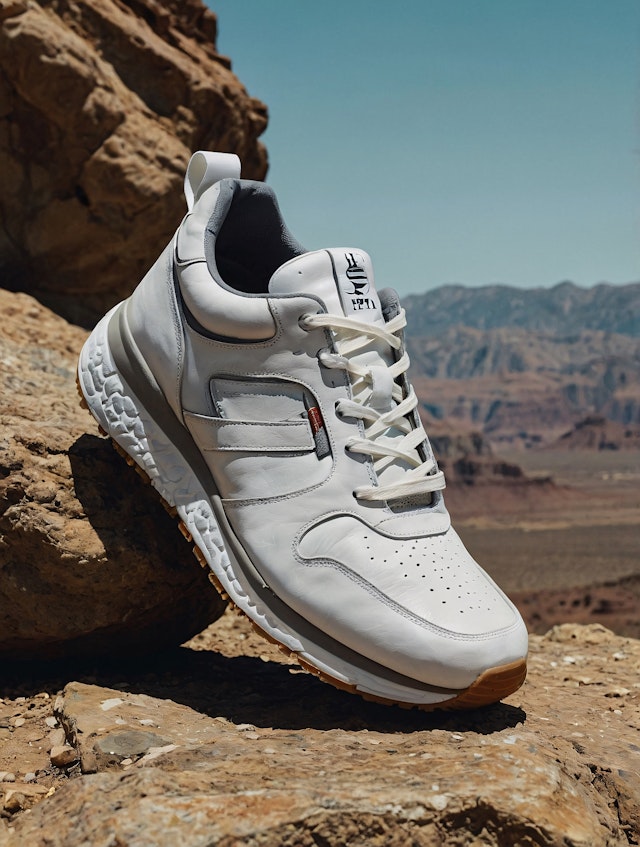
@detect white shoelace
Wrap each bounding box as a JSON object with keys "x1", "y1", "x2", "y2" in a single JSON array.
[{"x1": 302, "y1": 309, "x2": 446, "y2": 503}]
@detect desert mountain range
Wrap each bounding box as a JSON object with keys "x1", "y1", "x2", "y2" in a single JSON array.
[
  {"x1": 404, "y1": 281, "x2": 640, "y2": 447},
  {"x1": 404, "y1": 280, "x2": 640, "y2": 336}
]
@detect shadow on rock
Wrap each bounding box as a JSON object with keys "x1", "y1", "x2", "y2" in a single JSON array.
[
  {"x1": 67, "y1": 432, "x2": 183, "y2": 562},
  {"x1": 59, "y1": 433, "x2": 225, "y2": 658},
  {"x1": 1, "y1": 645, "x2": 526, "y2": 735}
]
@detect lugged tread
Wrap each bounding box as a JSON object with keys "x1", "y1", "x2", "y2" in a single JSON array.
[{"x1": 178, "y1": 521, "x2": 193, "y2": 542}]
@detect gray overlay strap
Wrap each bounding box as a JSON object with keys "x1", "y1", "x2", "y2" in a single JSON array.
[{"x1": 184, "y1": 412, "x2": 315, "y2": 453}]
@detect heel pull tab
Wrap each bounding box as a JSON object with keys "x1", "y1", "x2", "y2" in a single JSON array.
[{"x1": 184, "y1": 151, "x2": 241, "y2": 211}]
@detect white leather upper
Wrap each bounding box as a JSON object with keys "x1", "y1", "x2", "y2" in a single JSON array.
[
  {"x1": 125, "y1": 242, "x2": 185, "y2": 423},
  {"x1": 122, "y1": 153, "x2": 529, "y2": 689}
]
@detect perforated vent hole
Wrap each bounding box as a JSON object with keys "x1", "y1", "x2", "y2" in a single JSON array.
[
  {"x1": 363, "y1": 535, "x2": 375, "y2": 561},
  {"x1": 341, "y1": 527, "x2": 506, "y2": 618}
]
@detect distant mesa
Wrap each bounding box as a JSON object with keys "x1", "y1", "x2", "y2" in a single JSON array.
[
  {"x1": 553, "y1": 415, "x2": 640, "y2": 451},
  {"x1": 426, "y1": 421, "x2": 559, "y2": 521},
  {"x1": 406, "y1": 281, "x2": 640, "y2": 451}
]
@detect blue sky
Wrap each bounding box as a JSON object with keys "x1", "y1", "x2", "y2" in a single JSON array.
[{"x1": 206, "y1": 1, "x2": 639, "y2": 297}]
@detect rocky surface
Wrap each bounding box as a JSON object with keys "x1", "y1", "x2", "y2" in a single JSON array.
[
  {"x1": 0, "y1": 614, "x2": 638, "y2": 846},
  {"x1": 0, "y1": 0, "x2": 268, "y2": 325},
  {"x1": 0, "y1": 287, "x2": 225, "y2": 658}
]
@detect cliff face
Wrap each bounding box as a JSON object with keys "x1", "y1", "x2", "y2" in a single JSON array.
[{"x1": 0, "y1": 0, "x2": 267, "y2": 324}]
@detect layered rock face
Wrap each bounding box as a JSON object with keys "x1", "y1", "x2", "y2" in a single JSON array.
[
  {"x1": 410, "y1": 326, "x2": 640, "y2": 446},
  {"x1": 0, "y1": 0, "x2": 268, "y2": 325},
  {"x1": 405, "y1": 282, "x2": 640, "y2": 446}
]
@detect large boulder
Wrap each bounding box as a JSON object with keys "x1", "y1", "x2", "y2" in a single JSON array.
[
  {"x1": 0, "y1": 288, "x2": 226, "y2": 659},
  {"x1": 0, "y1": 0, "x2": 268, "y2": 325}
]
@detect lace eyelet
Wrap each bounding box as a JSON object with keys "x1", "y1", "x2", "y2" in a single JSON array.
[{"x1": 298, "y1": 313, "x2": 313, "y2": 331}]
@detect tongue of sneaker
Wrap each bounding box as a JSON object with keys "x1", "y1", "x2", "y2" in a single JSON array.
[{"x1": 268, "y1": 248, "x2": 384, "y2": 326}]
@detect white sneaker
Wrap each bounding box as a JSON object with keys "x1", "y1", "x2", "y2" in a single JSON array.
[{"x1": 78, "y1": 151, "x2": 528, "y2": 709}]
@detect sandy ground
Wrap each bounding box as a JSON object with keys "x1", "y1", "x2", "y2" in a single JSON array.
[
  {"x1": 454, "y1": 448, "x2": 640, "y2": 637},
  {"x1": 461, "y1": 449, "x2": 640, "y2": 583}
]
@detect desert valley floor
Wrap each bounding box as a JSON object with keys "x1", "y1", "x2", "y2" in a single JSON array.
[{"x1": 453, "y1": 448, "x2": 640, "y2": 638}]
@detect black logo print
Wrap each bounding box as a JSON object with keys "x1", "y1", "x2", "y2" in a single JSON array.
[{"x1": 344, "y1": 252, "x2": 375, "y2": 310}]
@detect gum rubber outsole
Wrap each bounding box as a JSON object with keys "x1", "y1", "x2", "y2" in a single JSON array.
[{"x1": 76, "y1": 379, "x2": 527, "y2": 712}]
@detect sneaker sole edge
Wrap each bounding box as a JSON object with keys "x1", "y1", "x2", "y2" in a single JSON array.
[{"x1": 77, "y1": 307, "x2": 527, "y2": 711}]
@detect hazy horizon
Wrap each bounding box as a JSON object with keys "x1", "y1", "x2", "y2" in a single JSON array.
[{"x1": 403, "y1": 277, "x2": 640, "y2": 295}]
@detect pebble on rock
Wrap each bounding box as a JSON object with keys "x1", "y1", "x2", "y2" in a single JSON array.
[
  {"x1": 3, "y1": 792, "x2": 26, "y2": 814},
  {"x1": 50, "y1": 746, "x2": 78, "y2": 769}
]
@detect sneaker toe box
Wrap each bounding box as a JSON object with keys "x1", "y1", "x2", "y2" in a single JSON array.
[{"x1": 294, "y1": 516, "x2": 528, "y2": 689}]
